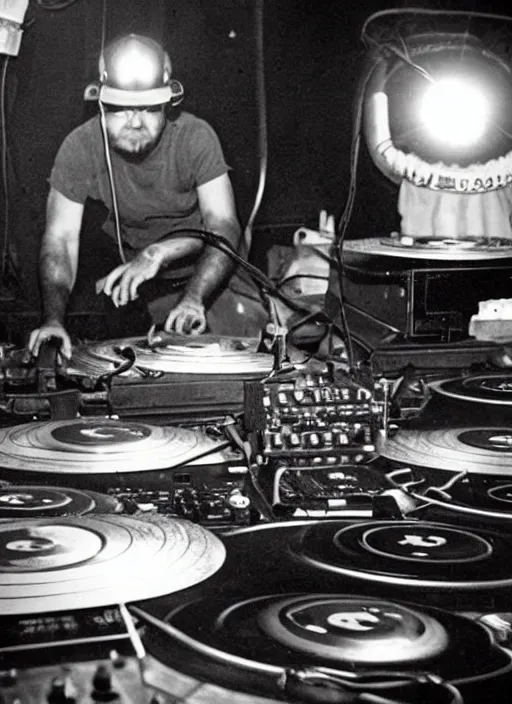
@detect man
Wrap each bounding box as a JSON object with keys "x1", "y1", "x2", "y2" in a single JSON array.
[{"x1": 28, "y1": 34, "x2": 267, "y2": 360}]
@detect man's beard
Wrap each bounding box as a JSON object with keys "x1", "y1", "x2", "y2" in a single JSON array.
[
  {"x1": 109, "y1": 123, "x2": 166, "y2": 162},
  {"x1": 110, "y1": 133, "x2": 157, "y2": 162}
]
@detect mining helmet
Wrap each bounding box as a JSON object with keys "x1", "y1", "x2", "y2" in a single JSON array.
[{"x1": 98, "y1": 34, "x2": 178, "y2": 106}]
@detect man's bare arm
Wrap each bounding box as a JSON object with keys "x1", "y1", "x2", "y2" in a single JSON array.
[
  {"x1": 96, "y1": 234, "x2": 205, "y2": 306},
  {"x1": 183, "y1": 173, "x2": 240, "y2": 301},
  {"x1": 28, "y1": 188, "x2": 83, "y2": 357},
  {"x1": 163, "y1": 173, "x2": 241, "y2": 334}
]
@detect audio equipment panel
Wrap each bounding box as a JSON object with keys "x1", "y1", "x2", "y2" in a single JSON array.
[
  {"x1": 245, "y1": 367, "x2": 384, "y2": 460},
  {"x1": 0, "y1": 416, "x2": 254, "y2": 528},
  {"x1": 107, "y1": 465, "x2": 254, "y2": 528},
  {"x1": 267, "y1": 464, "x2": 389, "y2": 519},
  {"x1": 244, "y1": 365, "x2": 387, "y2": 517}
]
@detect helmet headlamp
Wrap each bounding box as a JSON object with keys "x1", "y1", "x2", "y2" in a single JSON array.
[{"x1": 99, "y1": 34, "x2": 173, "y2": 107}]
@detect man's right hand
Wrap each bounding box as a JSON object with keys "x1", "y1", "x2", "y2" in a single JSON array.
[{"x1": 28, "y1": 322, "x2": 72, "y2": 361}]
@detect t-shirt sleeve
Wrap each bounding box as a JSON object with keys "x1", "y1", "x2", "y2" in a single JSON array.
[
  {"x1": 48, "y1": 127, "x2": 93, "y2": 203},
  {"x1": 185, "y1": 120, "x2": 230, "y2": 187}
]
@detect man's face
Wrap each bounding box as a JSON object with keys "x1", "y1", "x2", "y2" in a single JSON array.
[{"x1": 104, "y1": 105, "x2": 166, "y2": 158}]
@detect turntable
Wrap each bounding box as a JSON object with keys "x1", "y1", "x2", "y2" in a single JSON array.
[
  {"x1": 0, "y1": 513, "x2": 233, "y2": 704},
  {"x1": 343, "y1": 235, "x2": 512, "y2": 263},
  {"x1": 62, "y1": 333, "x2": 275, "y2": 423},
  {"x1": 329, "y1": 236, "x2": 512, "y2": 374},
  {"x1": 419, "y1": 374, "x2": 512, "y2": 426},
  {"x1": 0, "y1": 334, "x2": 276, "y2": 426},
  {"x1": 133, "y1": 593, "x2": 512, "y2": 704},
  {"x1": 125, "y1": 517, "x2": 512, "y2": 703},
  {"x1": 68, "y1": 333, "x2": 274, "y2": 377},
  {"x1": 3, "y1": 516, "x2": 512, "y2": 703},
  {"x1": 0, "y1": 513, "x2": 225, "y2": 614},
  {"x1": 294, "y1": 518, "x2": 512, "y2": 590},
  {"x1": 0, "y1": 417, "x2": 238, "y2": 491},
  {"x1": 165, "y1": 519, "x2": 512, "y2": 610},
  {"x1": 379, "y1": 426, "x2": 512, "y2": 476}
]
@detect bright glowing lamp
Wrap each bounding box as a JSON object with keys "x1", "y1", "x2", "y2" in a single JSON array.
[
  {"x1": 361, "y1": 29, "x2": 512, "y2": 242},
  {"x1": 97, "y1": 35, "x2": 174, "y2": 107},
  {"x1": 420, "y1": 78, "x2": 490, "y2": 147},
  {"x1": 114, "y1": 45, "x2": 160, "y2": 89}
]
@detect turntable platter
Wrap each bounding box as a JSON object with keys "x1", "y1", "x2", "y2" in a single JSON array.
[
  {"x1": 429, "y1": 375, "x2": 512, "y2": 406},
  {"x1": 295, "y1": 519, "x2": 512, "y2": 589},
  {"x1": 343, "y1": 237, "x2": 512, "y2": 260},
  {"x1": 0, "y1": 418, "x2": 230, "y2": 474},
  {"x1": 136, "y1": 591, "x2": 512, "y2": 703},
  {"x1": 0, "y1": 485, "x2": 121, "y2": 517},
  {"x1": 68, "y1": 334, "x2": 274, "y2": 377},
  {"x1": 0, "y1": 514, "x2": 225, "y2": 614},
  {"x1": 379, "y1": 427, "x2": 512, "y2": 476}
]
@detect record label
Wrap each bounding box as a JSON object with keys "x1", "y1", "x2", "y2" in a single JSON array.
[
  {"x1": 0, "y1": 488, "x2": 72, "y2": 512},
  {"x1": 0, "y1": 524, "x2": 102, "y2": 571},
  {"x1": 0, "y1": 485, "x2": 121, "y2": 517},
  {"x1": 459, "y1": 430, "x2": 512, "y2": 453},
  {"x1": 51, "y1": 422, "x2": 150, "y2": 448},
  {"x1": 480, "y1": 379, "x2": 512, "y2": 394},
  {"x1": 356, "y1": 525, "x2": 491, "y2": 563},
  {"x1": 257, "y1": 596, "x2": 448, "y2": 663},
  {"x1": 294, "y1": 520, "x2": 512, "y2": 589}
]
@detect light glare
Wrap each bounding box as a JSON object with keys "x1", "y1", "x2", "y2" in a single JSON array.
[
  {"x1": 115, "y1": 46, "x2": 158, "y2": 87},
  {"x1": 420, "y1": 78, "x2": 489, "y2": 147}
]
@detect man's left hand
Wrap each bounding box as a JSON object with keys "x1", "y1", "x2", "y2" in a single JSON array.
[
  {"x1": 164, "y1": 295, "x2": 207, "y2": 335},
  {"x1": 96, "y1": 247, "x2": 162, "y2": 307}
]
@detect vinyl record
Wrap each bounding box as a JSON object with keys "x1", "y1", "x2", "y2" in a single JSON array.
[
  {"x1": 343, "y1": 237, "x2": 512, "y2": 260},
  {"x1": 294, "y1": 520, "x2": 512, "y2": 589},
  {"x1": 0, "y1": 514, "x2": 225, "y2": 614},
  {"x1": 136, "y1": 592, "x2": 512, "y2": 703},
  {"x1": 429, "y1": 375, "x2": 512, "y2": 405},
  {"x1": 0, "y1": 418, "x2": 230, "y2": 474},
  {"x1": 0, "y1": 485, "x2": 122, "y2": 517},
  {"x1": 68, "y1": 334, "x2": 273, "y2": 377},
  {"x1": 378, "y1": 427, "x2": 512, "y2": 476}
]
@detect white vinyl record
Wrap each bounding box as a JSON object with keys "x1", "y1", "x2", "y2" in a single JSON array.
[{"x1": 0, "y1": 514, "x2": 225, "y2": 614}]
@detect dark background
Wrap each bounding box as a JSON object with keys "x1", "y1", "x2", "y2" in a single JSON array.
[{"x1": 1, "y1": 0, "x2": 508, "y2": 317}]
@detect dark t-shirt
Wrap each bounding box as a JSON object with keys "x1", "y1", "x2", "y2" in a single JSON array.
[
  {"x1": 49, "y1": 111, "x2": 230, "y2": 253},
  {"x1": 48, "y1": 111, "x2": 266, "y2": 336}
]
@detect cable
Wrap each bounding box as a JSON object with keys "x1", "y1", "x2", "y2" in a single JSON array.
[
  {"x1": 244, "y1": 0, "x2": 268, "y2": 253},
  {"x1": 276, "y1": 273, "x2": 329, "y2": 289},
  {"x1": 98, "y1": 103, "x2": 126, "y2": 264},
  {"x1": 331, "y1": 62, "x2": 366, "y2": 370},
  {"x1": 222, "y1": 417, "x2": 276, "y2": 522},
  {"x1": 152, "y1": 227, "x2": 320, "y2": 315},
  {"x1": 151, "y1": 227, "x2": 358, "y2": 361},
  {"x1": 361, "y1": 7, "x2": 512, "y2": 47},
  {"x1": 100, "y1": 0, "x2": 108, "y2": 57},
  {"x1": 35, "y1": 0, "x2": 82, "y2": 9},
  {"x1": 0, "y1": 55, "x2": 9, "y2": 281}
]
